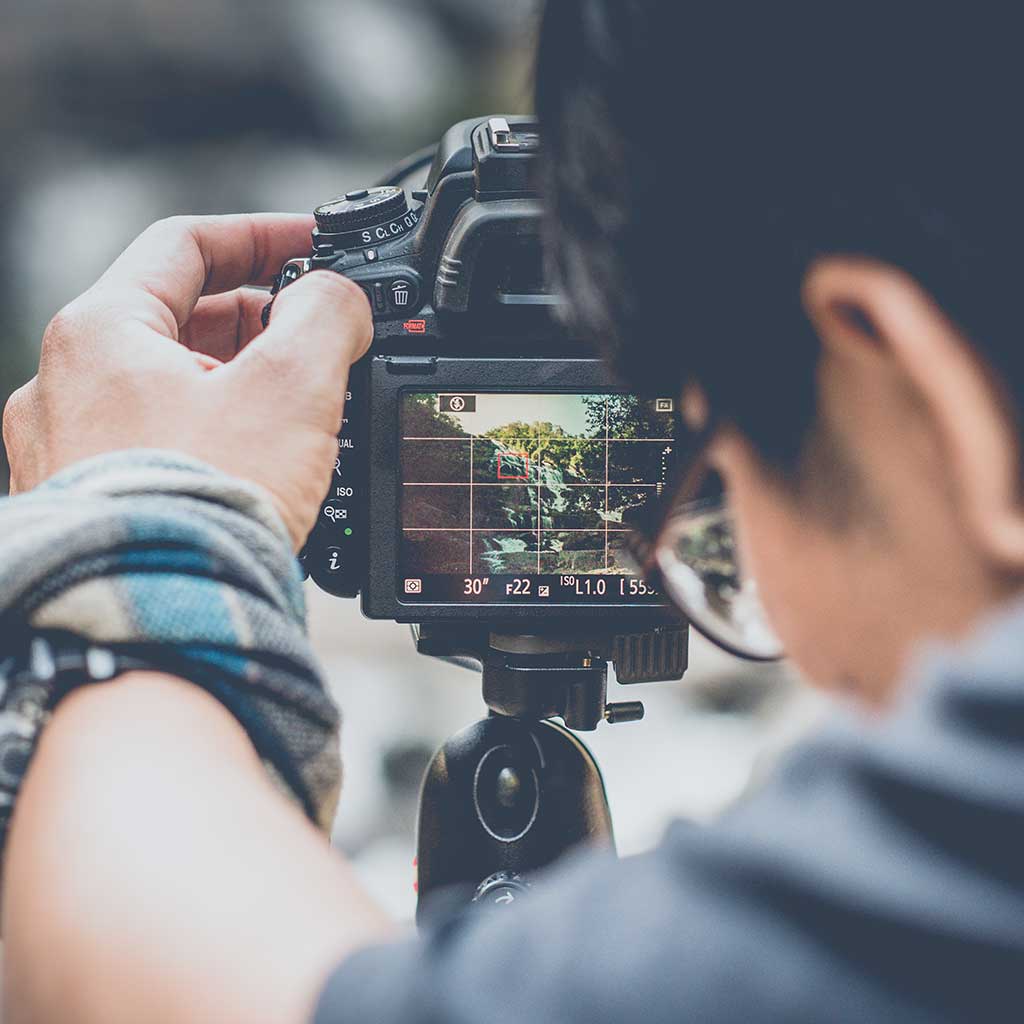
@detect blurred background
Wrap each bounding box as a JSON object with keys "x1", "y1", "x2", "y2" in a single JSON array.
[{"x1": 0, "y1": 0, "x2": 825, "y2": 922}]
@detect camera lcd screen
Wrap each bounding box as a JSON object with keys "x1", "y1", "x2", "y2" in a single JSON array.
[{"x1": 398, "y1": 391, "x2": 678, "y2": 605}]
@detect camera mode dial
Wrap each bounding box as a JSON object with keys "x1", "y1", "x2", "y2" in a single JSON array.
[{"x1": 314, "y1": 187, "x2": 409, "y2": 234}]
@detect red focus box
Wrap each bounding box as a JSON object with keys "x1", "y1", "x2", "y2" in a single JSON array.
[{"x1": 497, "y1": 453, "x2": 530, "y2": 480}]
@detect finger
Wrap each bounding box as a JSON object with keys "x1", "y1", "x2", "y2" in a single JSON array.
[
  {"x1": 3, "y1": 380, "x2": 40, "y2": 495},
  {"x1": 233, "y1": 271, "x2": 372, "y2": 391},
  {"x1": 180, "y1": 289, "x2": 271, "y2": 362},
  {"x1": 94, "y1": 213, "x2": 314, "y2": 331}
]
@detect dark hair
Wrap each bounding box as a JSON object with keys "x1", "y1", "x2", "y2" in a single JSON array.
[{"x1": 535, "y1": 2, "x2": 1024, "y2": 471}]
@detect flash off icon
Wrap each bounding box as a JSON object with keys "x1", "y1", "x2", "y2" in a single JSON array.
[{"x1": 439, "y1": 394, "x2": 476, "y2": 413}]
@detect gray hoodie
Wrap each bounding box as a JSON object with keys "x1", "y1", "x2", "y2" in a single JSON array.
[{"x1": 316, "y1": 600, "x2": 1024, "y2": 1023}]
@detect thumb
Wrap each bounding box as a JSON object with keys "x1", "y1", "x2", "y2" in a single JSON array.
[{"x1": 235, "y1": 271, "x2": 373, "y2": 388}]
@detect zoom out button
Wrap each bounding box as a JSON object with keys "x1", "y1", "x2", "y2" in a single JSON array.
[{"x1": 322, "y1": 503, "x2": 349, "y2": 525}]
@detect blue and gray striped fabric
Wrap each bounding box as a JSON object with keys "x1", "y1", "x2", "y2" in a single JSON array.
[{"x1": 0, "y1": 450, "x2": 341, "y2": 837}]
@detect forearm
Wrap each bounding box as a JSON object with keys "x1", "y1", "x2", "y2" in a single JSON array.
[{"x1": 2, "y1": 673, "x2": 393, "y2": 1024}]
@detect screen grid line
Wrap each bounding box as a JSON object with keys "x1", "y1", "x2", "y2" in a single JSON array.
[
  {"x1": 469, "y1": 435, "x2": 474, "y2": 574},
  {"x1": 604, "y1": 399, "x2": 610, "y2": 570},
  {"x1": 536, "y1": 444, "x2": 542, "y2": 573}
]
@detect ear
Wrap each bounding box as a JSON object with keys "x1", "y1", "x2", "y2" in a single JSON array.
[{"x1": 802, "y1": 256, "x2": 1024, "y2": 569}]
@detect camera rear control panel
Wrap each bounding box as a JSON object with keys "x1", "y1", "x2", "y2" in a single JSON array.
[{"x1": 301, "y1": 363, "x2": 369, "y2": 598}]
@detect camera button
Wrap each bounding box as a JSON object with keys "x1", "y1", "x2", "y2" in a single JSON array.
[
  {"x1": 321, "y1": 503, "x2": 350, "y2": 526},
  {"x1": 372, "y1": 282, "x2": 388, "y2": 314},
  {"x1": 389, "y1": 277, "x2": 417, "y2": 311},
  {"x1": 345, "y1": 189, "x2": 370, "y2": 201}
]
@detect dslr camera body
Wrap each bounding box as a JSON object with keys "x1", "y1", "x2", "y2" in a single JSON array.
[{"x1": 271, "y1": 116, "x2": 686, "y2": 687}]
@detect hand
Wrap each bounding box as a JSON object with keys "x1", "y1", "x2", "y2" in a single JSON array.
[{"x1": 2, "y1": 214, "x2": 372, "y2": 548}]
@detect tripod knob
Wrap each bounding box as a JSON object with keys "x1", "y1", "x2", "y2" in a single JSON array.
[
  {"x1": 604, "y1": 701, "x2": 645, "y2": 724},
  {"x1": 473, "y1": 871, "x2": 530, "y2": 908}
]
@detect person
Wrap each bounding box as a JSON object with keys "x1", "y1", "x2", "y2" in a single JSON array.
[{"x1": 3, "y1": 2, "x2": 1023, "y2": 1021}]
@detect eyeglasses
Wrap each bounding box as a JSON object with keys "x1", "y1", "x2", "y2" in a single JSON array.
[{"x1": 625, "y1": 427, "x2": 785, "y2": 661}]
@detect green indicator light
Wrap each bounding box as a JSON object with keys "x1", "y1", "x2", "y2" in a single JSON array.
[{"x1": 344, "y1": 528, "x2": 353, "y2": 537}]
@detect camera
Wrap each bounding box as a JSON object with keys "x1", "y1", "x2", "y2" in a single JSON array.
[
  {"x1": 270, "y1": 117, "x2": 691, "y2": 904},
  {"x1": 270, "y1": 116, "x2": 687, "y2": 685}
]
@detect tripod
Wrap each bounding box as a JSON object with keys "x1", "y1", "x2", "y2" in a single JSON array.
[{"x1": 412, "y1": 625, "x2": 687, "y2": 920}]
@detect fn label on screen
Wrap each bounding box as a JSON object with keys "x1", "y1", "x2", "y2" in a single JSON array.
[{"x1": 439, "y1": 395, "x2": 476, "y2": 413}]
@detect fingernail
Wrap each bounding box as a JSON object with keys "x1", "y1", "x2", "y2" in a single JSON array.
[{"x1": 192, "y1": 353, "x2": 224, "y2": 372}]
